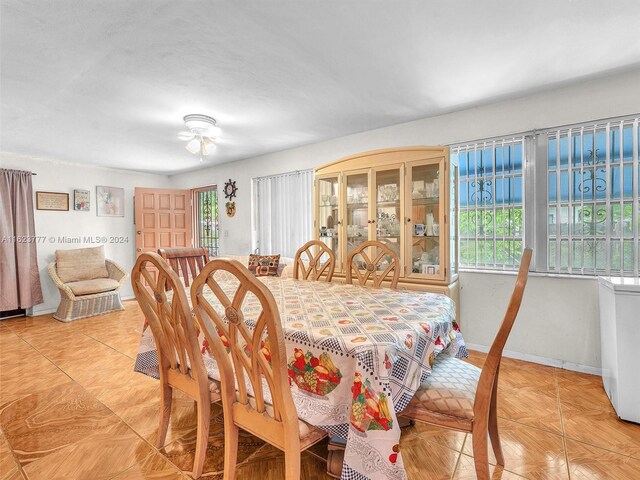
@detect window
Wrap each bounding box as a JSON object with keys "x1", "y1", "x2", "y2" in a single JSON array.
[
  {"x1": 194, "y1": 186, "x2": 219, "y2": 257},
  {"x1": 252, "y1": 170, "x2": 313, "y2": 258},
  {"x1": 547, "y1": 118, "x2": 639, "y2": 276},
  {"x1": 452, "y1": 115, "x2": 639, "y2": 277},
  {"x1": 453, "y1": 136, "x2": 526, "y2": 270}
]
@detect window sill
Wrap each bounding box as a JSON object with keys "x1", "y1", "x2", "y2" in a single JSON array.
[{"x1": 459, "y1": 268, "x2": 601, "y2": 281}]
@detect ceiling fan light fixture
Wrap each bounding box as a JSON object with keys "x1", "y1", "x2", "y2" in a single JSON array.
[
  {"x1": 185, "y1": 137, "x2": 201, "y2": 154},
  {"x1": 182, "y1": 114, "x2": 220, "y2": 161},
  {"x1": 183, "y1": 114, "x2": 217, "y2": 134},
  {"x1": 202, "y1": 138, "x2": 217, "y2": 155}
]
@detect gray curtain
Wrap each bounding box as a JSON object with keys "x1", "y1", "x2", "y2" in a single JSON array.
[{"x1": 0, "y1": 169, "x2": 44, "y2": 310}]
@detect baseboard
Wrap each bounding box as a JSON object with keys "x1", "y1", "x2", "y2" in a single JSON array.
[
  {"x1": 30, "y1": 307, "x2": 57, "y2": 317},
  {"x1": 465, "y1": 342, "x2": 602, "y2": 376}
]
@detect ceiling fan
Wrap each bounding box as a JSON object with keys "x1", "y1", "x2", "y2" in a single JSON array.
[{"x1": 179, "y1": 114, "x2": 220, "y2": 161}]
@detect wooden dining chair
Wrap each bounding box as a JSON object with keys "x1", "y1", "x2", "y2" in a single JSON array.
[
  {"x1": 131, "y1": 252, "x2": 220, "y2": 479},
  {"x1": 159, "y1": 246, "x2": 210, "y2": 287},
  {"x1": 346, "y1": 240, "x2": 400, "y2": 289},
  {"x1": 402, "y1": 248, "x2": 533, "y2": 480},
  {"x1": 293, "y1": 240, "x2": 336, "y2": 282},
  {"x1": 191, "y1": 258, "x2": 327, "y2": 479}
]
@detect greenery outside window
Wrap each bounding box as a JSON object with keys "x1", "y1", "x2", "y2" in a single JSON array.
[
  {"x1": 453, "y1": 137, "x2": 526, "y2": 270},
  {"x1": 194, "y1": 186, "x2": 219, "y2": 257}
]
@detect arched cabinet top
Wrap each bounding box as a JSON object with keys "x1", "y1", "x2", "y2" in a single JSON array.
[{"x1": 315, "y1": 146, "x2": 449, "y2": 175}]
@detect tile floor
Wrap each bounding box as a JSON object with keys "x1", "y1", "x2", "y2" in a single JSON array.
[{"x1": 1, "y1": 302, "x2": 639, "y2": 479}]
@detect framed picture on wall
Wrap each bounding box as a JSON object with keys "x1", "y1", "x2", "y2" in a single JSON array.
[
  {"x1": 36, "y1": 191, "x2": 69, "y2": 211},
  {"x1": 74, "y1": 189, "x2": 90, "y2": 211},
  {"x1": 96, "y1": 186, "x2": 125, "y2": 217}
]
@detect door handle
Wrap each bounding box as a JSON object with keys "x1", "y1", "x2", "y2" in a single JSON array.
[
  {"x1": 136, "y1": 230, "x2": 142, "y2": 235},
  {"x1": 136, "y1": 248, "x2": 142, "y2": 252}
]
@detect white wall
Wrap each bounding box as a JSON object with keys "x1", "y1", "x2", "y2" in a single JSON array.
[
  {"x1": 459, "y1": 272, "x2": 600, "y2": 372},
  {"x1": 170, "y1": 68, "x2": 640, "y2": 371},
  {"x1": 0, "y1": 154, "x2": 171, "y2": 315}
]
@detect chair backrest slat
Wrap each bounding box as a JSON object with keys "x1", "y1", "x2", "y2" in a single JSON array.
[
  {"x1": 346, "y1": 241, "x2": 400, "y2": 289},
  {"x1": 192, "y1": 259, "x2": 297, "y2": 429},
  {"x1": 474, "y1": 248, "x2": 533, "y2": 413},
  {"x1": 132, "y1": 252, "x2": 209, "y2": 391},
  {"x1": 293, "y1": 240, "x2": 336, "y2": 282},
  {"x1": 159, "y1": 247, "x2": 210, "y2": 288}
]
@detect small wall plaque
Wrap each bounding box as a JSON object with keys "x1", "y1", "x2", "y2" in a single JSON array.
[
  {"x1": 36, "y1": 191, "x2": 69, "y2": 211},
  {"x1": 74, "y1": 189, "x2": 90, "y2": 211}
]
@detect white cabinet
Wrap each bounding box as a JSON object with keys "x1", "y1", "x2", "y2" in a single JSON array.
[{"x1": 598, "y1": 276, "x2": 640, "y2": 423}]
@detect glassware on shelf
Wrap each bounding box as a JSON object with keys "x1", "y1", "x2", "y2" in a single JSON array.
[{"x1": 411, "y1": 247, "x2": 440, "y2": 275}]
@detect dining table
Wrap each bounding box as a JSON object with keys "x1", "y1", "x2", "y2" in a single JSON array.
[{"x1": 134, "y1": 275, "x2": 467, "y2": 480}]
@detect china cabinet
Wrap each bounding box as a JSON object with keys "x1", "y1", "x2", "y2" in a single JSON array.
[{"x1": 314, "y1": 147, "x2": 459, "y2": 312}]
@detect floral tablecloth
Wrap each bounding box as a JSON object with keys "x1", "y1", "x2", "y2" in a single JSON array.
[{"x1": 134, "y1": 277, "x2": 467, "y2": 480}]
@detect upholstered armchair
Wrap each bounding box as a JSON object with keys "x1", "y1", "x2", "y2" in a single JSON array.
[{"x1": 48, "y1": 245, "x2": 127, "y2": 322}]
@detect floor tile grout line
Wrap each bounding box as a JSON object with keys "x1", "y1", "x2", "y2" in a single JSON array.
[
  {"x1": 15, "y1": 327, "x2": 134, "y2": 375},
  {"x1": 103, "y1": 448, "x2": 159, "y2": 480},
  {"x1": 454, "y1": 450, "x2": 532, "y2": 480},
  {"x1": 449, "y1": 434, "x2": 466, "y2": 479},
  {"x1": 554, "y1": 367, "x2": 572, "y2": 480},
  {"x1": 409, "y1": 428, "x2": 468, "y2": 457},
  {"x1": 0, "y1": 424, "x2": 28, "y2": 480},
  {"x1": 555, "y1": 369, "x2": 640, "y2": 462},
  {"x1": 562, "y1": 434, "x2": 640, "y2": 461},
  {"x1": 83, "y1": 331, "x2": 137, "y2": 360},
  {"x1": 7, "y1": 329, "x2": 78, "y2": 385},
  {"x1": 495, "y1": 414, "x2": 564, "y2": 438}
]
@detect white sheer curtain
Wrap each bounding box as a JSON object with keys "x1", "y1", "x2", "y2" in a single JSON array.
[{"x1": 252, "y1": 169, "x2": 313, "y2": 258}]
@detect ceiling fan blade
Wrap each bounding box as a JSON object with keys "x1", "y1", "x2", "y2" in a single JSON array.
[{"x1": 178, "y1": 131, "x2": 195, "y2": 141}]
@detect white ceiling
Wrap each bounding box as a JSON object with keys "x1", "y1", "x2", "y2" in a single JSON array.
[{"x1": 2, "y1": 1, "x2": 640, "y2": 174}]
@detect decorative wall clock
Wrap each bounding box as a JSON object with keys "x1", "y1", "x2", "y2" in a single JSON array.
[{"x1": 223, "y1": 179, "x2": 238, "y2": 200}]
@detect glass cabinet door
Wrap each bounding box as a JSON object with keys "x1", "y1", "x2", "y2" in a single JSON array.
[
  {"x1": 317, "y1": 175, "x2": 341, "y2": 271},
  {"x1": 344, "y1": 171, "x2": 371, "y2": 258},
  {"x1": 407, "y1": 160, "x2": 446, "y2": 281},
  {"x1": 449, "y1": 158, "x2": 459, "y2": 279},
  {"x1": 373, "y1": 166, "x2": 403, "y2": 271}
]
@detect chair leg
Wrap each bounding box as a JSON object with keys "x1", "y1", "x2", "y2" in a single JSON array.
[
  {"x1": 192, "y1": 400, "x2": 211, "y2": 479},
  {"x1": 488, "y1": 390, "x2": 504, "y2": 466},
  {"x1": 157, "y1": 383, "x2": 173, "y2": 449},
  {"x1": 284, "y1": 450, "x2": 301, "y2": 480},
  {"x1": 223, "y1": 417, "x2": 239, "y2": 480},
  {"x1": 471, "y1": 425, "x2": 490, "y2": 480}
]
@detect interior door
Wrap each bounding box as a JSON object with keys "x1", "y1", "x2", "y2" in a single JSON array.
[{"x1": 134, "y1": 188, "x2": 193, "y2": 258}]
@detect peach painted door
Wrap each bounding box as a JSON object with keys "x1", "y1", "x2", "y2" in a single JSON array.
[{"x1": 134, "y1": 188, "x2": 193, "y2": 258}]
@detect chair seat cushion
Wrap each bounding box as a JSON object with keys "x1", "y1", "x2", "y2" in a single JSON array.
[
  {"x1": 408, "y1": 355, "x2": 481, "y2": 420},
  {"x1": 66, "y1": 278, "x2": 120, "y2": 296}
]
